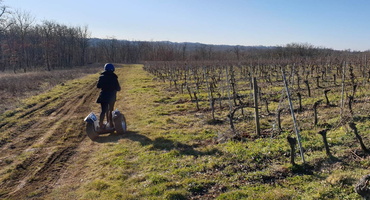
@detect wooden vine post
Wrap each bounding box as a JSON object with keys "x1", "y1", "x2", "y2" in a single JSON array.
[
  {"x1": 340, "y1": 61, "x2": 346, "y2": 122},
  {"x1": 226, "y1": 66, "x2": 235, "y2": 132},
  {"x1": 253, "y1": 77, "x2": 261, "y2": 136},
  {"x1": 282, "y1": 68, "x2": 306, "y2": 164}
]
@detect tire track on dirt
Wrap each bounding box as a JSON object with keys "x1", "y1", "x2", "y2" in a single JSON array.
[
  {"x1": 0, "y1": 83, "x2": 95, "y2": 166},
  {"x1": 0, "y1": 86, "x2": 89, "y2": 150},
  {"x1": 0, "y1": 77, "x2": 99, "y2": 199}
]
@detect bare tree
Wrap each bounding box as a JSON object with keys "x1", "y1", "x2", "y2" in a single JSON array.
[
  {"x1": 233, "y1": 45, "x2": 241, "y2": 61},
  {"x1": 0, "y1": 0, "x2": 12, "y2": 71},
  {"x1": 12, "y1": 9, "x2": 35, "y2": 72},
  {"x1": 0, "y1": 0, "x2": 12, "y2": 33}
]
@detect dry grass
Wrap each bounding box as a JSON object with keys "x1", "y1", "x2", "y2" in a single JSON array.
[
  {"x1": 1, "y1": 64, "x2": 369, "y2": 199},
  {"x1": 0, "y1": 65, "x2": 102, "y2": 114}
]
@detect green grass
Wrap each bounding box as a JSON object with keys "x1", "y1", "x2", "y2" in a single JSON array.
[
  {"x1": 7, "y1": 64, "x2": 367, "y2": 199},
  {"x1": 74, "y1": 66, "x2": 365, "y2": 199}
]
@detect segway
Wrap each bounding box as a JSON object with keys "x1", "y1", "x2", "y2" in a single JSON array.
[{"x1": 84, "y1": 109, "x2": 127, "y2": 140}]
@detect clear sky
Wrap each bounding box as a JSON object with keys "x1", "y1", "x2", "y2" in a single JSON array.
[{"x1": 4, "y1": 0, "x2": 370, "y2": 51}]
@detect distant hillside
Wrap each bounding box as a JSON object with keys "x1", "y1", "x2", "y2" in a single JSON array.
[
  {"x1": 88, "y1": 38, "x2": 275, "y2": 52},
  {"x1": 87, "y1": 37, "x2": 346, "y2": 62}
]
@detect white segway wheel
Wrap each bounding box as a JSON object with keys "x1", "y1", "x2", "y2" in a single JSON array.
[
  {"x1": 84, "y1": 112, "x2": 99, "y2": 140},
  {"x1": 113, "y1": 110, "x2": 127, "y2": 134},
  {"x1": 86, "y1": 122, "x2": 99, "y2": 140}
]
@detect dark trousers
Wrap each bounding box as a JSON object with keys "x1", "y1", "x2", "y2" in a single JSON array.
[{"x1": 100, "y1": 101, "x2": 115, "y2": 127}]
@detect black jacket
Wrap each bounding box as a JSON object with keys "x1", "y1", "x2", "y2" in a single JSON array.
[{"x1": 96, "y1": 71, "x2": 121, "y2": 103}]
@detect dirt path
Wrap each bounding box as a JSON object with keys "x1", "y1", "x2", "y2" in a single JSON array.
[{"x1": 0, "y1": 66, "x2": 136, "y2": 199}]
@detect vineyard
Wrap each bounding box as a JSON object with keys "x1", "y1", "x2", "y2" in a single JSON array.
[
  {"x1": 144, "y1": 56, "x2": 370, "y2": 168},
  {"x1": 148, "y1": 57, "x2": 367, "y2": 120},
  {"x1": 2, "y1": 0, "x2": 370, "y2": 198},
  {"x1": 1, "y1": 63, "x2": 370, "y2": 199}
]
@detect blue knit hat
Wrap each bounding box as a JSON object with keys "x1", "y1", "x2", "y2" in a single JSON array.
[{"x1": 104, "y1": 63, "x2": 115, "y2": 71}]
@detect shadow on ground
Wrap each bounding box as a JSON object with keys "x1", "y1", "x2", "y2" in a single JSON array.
[
  {"x1": 94, "y1": 131, "x2": 221, "y2": 157},
  {"x1": 93, "y1": 132, "x2": 124, "y2": 143}
]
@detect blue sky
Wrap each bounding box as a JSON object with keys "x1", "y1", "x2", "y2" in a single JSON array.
[{"x1": 4, "y1": 0, "x2": 370, "y2": 51}]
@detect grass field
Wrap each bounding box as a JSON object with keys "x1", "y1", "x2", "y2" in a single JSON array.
[
  {"x1": 0, "y1": 64, "x2": 369, "y2": 199},
  {"x1": 0, "y1": 64, "x2": 102, "y2": 114}
]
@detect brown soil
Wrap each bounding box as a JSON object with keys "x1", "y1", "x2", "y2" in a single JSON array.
[{"x1": 0, "y1": 73, "x2": 104, "y2": 199}]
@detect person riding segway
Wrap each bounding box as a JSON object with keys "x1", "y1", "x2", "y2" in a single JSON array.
[
  {"x1": 96, "y1": 63, "x2": 121, "y2": 130},
  {"x1": 84, "y1": 63, "x2": 127, "y2": 140}
]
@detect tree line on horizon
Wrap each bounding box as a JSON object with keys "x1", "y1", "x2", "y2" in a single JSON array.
[{"x1": 0, "y1": 1, "x2": 368, "y2": 73}]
